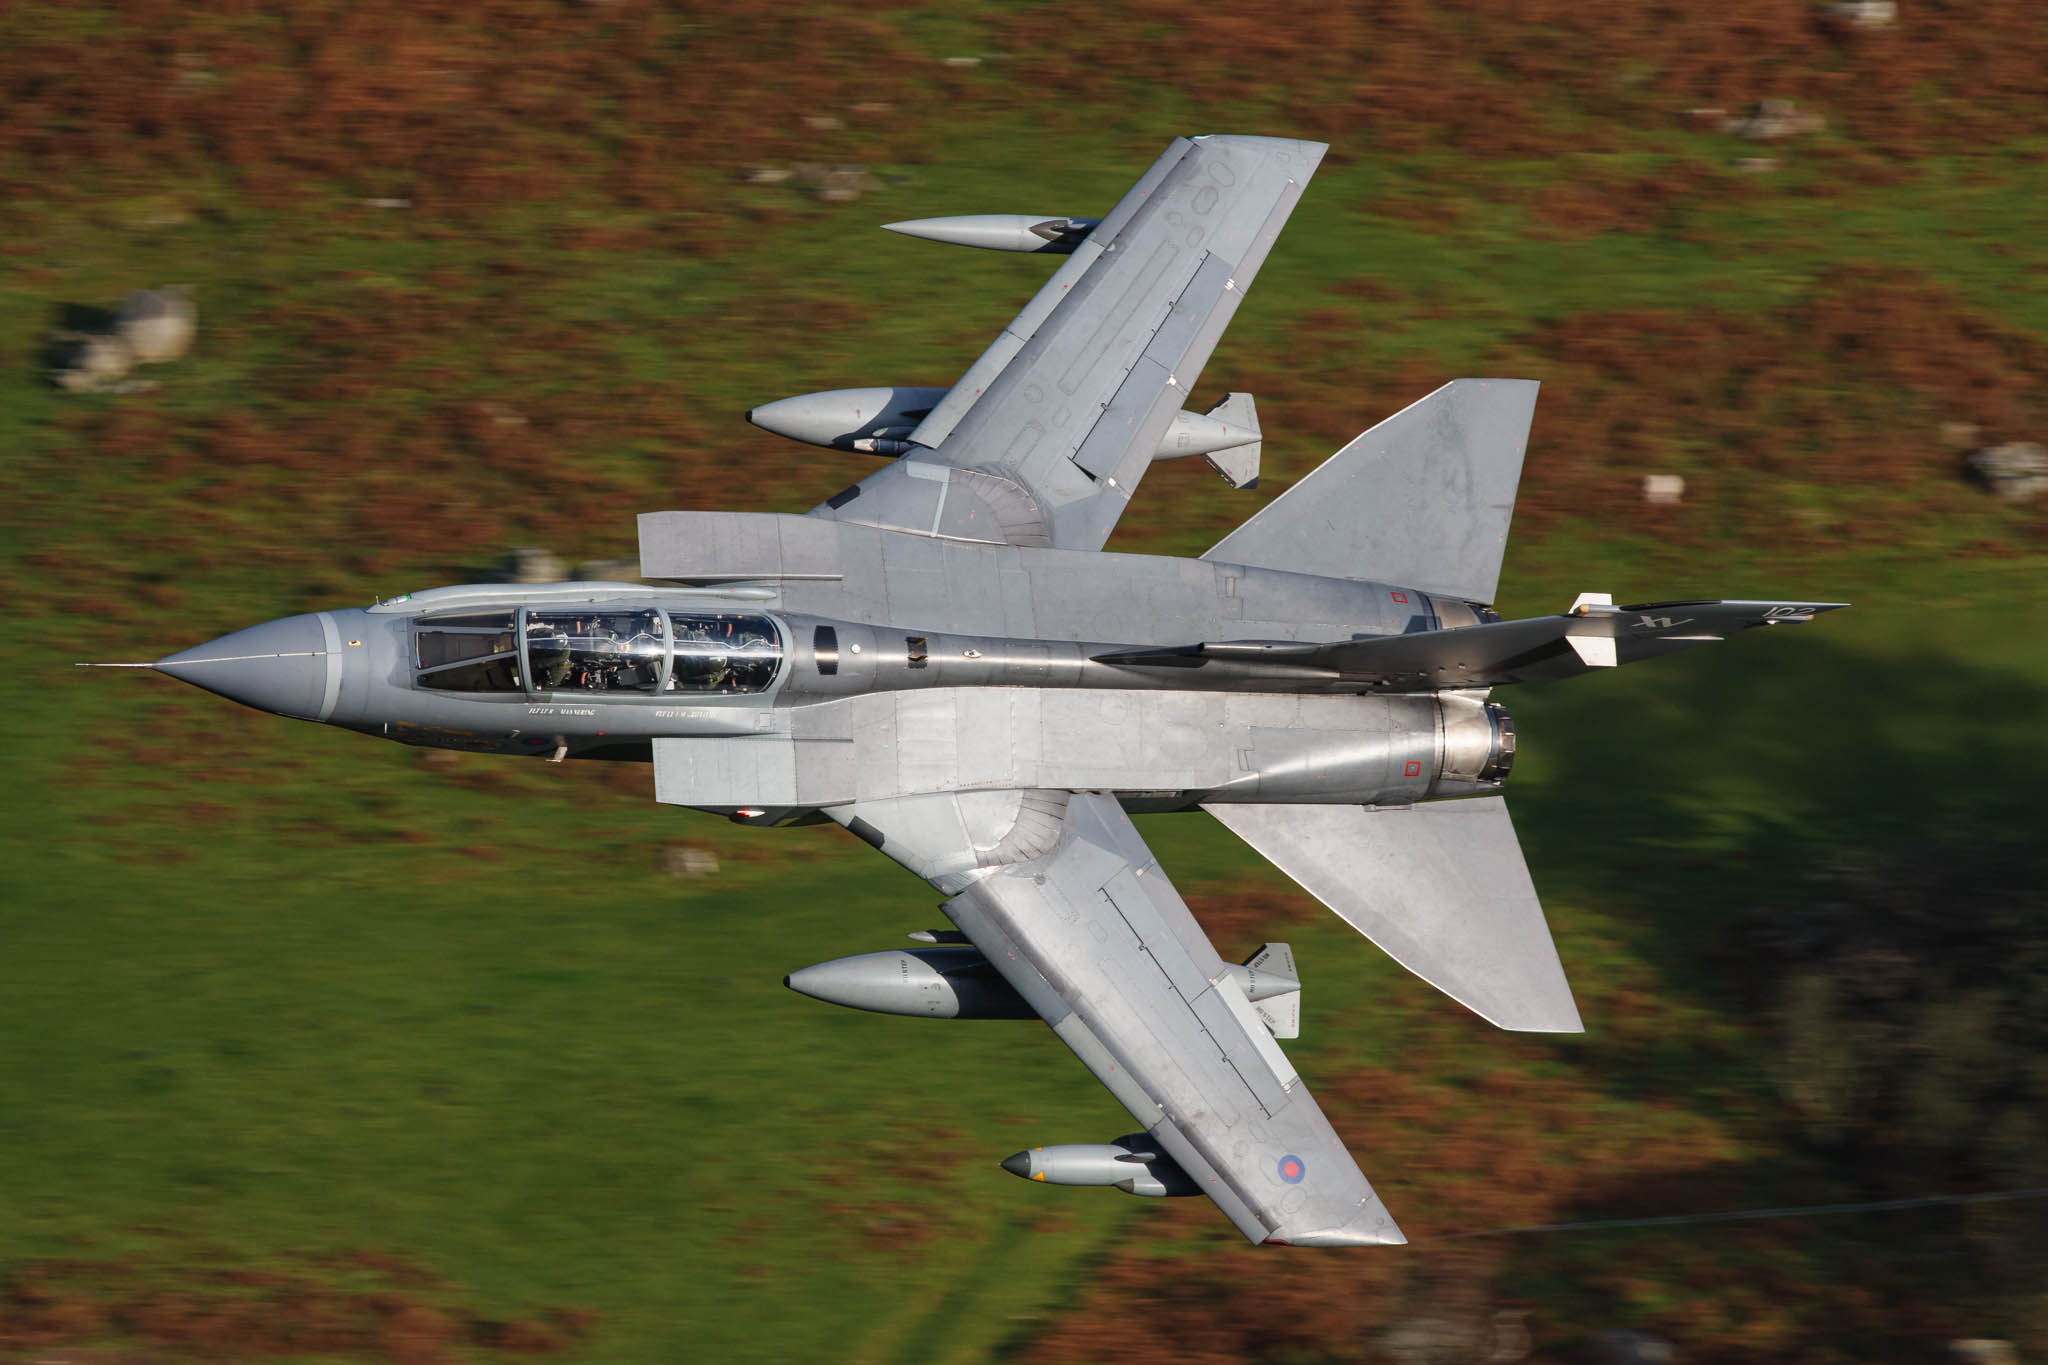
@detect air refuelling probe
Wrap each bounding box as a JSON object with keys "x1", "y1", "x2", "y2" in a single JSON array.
[{"x1": 96, "y1": 136, "x2": 1843, "y2": 1247}]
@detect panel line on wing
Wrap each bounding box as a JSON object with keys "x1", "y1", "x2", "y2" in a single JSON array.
[
  {"x1": 1058, "y1": 241, "x2": 1180, "y2": 397},
  {"x1": 810, "y1": 136, "x2": 1328, "y2": 552}
]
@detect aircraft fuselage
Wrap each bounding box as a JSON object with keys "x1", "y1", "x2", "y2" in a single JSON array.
[{"x1": 149, "y1": 532, "x2": 1515, "y2": 822}]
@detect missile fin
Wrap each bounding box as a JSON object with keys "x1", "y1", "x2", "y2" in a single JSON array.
[{"x1": 1202, "y1": 393, "x2": 1260, "y2": 488}]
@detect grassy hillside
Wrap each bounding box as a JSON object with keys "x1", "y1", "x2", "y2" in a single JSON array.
[{"x1": 4, "y1": 4, "x2": 2046, "y2": 1363}]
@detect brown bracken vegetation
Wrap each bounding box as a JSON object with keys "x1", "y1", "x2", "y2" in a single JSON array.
[
  {"x1": 0, "y1": 1249, "x2": 595, "y2": 1363},
  {"x1": 6, "y1": 3, "x2": 2046, "y2": 214},
  {"x1": 1505, "y1": 268, "x2": 2048, "y2": 533},
  {"x1": 0, "y1": 6, "x2": 951, "y2": 213},
  {"x1": 1192, "y1": 266, "x2": 2048, "y2": 555},
  {"x1": 997, "y1": 0, "x2": 2048, "y2": 159}
]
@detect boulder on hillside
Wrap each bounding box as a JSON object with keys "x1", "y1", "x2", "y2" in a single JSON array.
[
  {"x1": 1818, "y1": 1, "x2": 1898, "y2": 31},
  {"x1": 49, "y1": 331, "x2": 135, "y2": 393},
  {"x1": 116, "y1": 286, "x2": 196, "y2": 363},
  {"x1": 1722, "y1": 99, "x2": 1826, "y2": 141},
  {"x1": 46, "y1": 285, "x2": 195, "y2": 392},
  {"x1": 1966, "y1": 442, "x2": 2048, "y2": 501}
]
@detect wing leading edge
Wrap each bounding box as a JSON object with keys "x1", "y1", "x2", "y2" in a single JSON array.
[
  {"x1": 809, "y1": 135, "x2": 1326, "y2": 553},
  {"x1": 833, "y1": 788, "x2": 1404, "y2": 1247}
]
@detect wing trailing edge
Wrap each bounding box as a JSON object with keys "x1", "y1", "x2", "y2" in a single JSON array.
[{"x1": 1204, "y1": 796, "x2": 1582, "y2": 1033}]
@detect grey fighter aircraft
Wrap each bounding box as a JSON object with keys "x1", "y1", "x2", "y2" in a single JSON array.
[{"x1": 99, "y1": 136, "x2": 1842, "y2": 1248}]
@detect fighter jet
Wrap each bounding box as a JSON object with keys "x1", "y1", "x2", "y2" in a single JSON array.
[{"x1": 101, "y1": 136, "x2": 1842, "y2": 1247}]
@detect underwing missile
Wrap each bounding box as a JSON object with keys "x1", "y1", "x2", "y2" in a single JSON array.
[
  {"x1": 750, "y1": 387, "x2": 1262, "y2": 480},
  {"x1": 999, "y1": 1136, "x2": 1200, "y2": 1197},
  {"x1": 788, "y1": 942, "x2": 1301, "y2": 1039},
  {"x1": 881, "y1": 214, "x2": 1099, "y2": 254},
  {"x1": 747, "y1": 386, "x2": 945, "y2": 454},
  {"x1": 783, "y1": 947, "x2": 1036, "y2": 1019}
]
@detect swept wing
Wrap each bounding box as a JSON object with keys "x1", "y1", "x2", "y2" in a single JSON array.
[
  {"x1": 808, "y1": 135, "x2": 1325, "y2": 552},
  {"x1": 836, "y1": 788, "x2": 1404, "y2": 1247}
]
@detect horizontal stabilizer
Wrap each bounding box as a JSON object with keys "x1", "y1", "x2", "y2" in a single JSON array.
[
  {"x1": 1203, "y1": 378, "x2": 1539, "y2": 603},
  {"x1": 1204, "y1": 797, "x2": 1581, "y2": 1033},
  {"x1": 1093, "y1": 599, "x2": 1846, "y2": 692}
]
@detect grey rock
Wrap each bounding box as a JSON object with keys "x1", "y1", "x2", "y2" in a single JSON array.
[
  {"x1": 1643, "y1": 474, "x2": 1687, "y2": 505},
  {"x1": 51, "y1": 332, "x2": 135, "y2": 392},
  {"x1": 1722, "y1": 99, "x2": 1826, "y2": 141},
  {"x1": 1967, "y1": 442, "x2": 2048, "y2": 501},
  {"x1": 661, "y1": 845, "x2": 720, "y2": 878},
  {"x1": 1819, "y1": 1, "x2": 1898, "y2": 30},
  {"x1": 116, "y1": 286, "x2": 196, "y2": 364}
]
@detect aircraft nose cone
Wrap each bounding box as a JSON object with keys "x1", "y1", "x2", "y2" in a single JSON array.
[
  {"x1": 155, "y1": 613, "x2": 335, "y2": 720},
  {"x1": 999, "y1": 1150, "x2": 1033, "y2": 1180}
]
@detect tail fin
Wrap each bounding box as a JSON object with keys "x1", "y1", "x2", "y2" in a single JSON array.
[
  {"x1": 1204, "y1": 796, "x2": 1581, "y2": 1033},
  {"x1": 1202, "y1": 378, "x2": 1538, "y2": 604}
]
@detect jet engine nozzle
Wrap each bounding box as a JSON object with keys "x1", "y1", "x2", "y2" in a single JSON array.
[
  {"x1": 783, "y1": 947, "x2": 1035, "y2": 1020},
  {"x1": 1436, "y1": 695, "x2": 1516, "y2": 795},
  {"x1": 1000, "y1": 1136, "x2": 1199, "y2": 1197}
]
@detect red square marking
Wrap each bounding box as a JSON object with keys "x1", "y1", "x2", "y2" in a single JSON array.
[
  {"x1": 1390, "y1": 591, "x2": 1409, "y2": 604},
  {"x1": 1404, "y1": 760, "x2": 1423, "y2": 778}
]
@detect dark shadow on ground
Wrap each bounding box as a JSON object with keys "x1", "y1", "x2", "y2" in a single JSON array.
[
  {"x1": 1478, "y1": 635, "x2": 2048, "y2": 1358},
  {"x1": 1505, "y1": 628, "x2": 2045, "y2": 1018}
]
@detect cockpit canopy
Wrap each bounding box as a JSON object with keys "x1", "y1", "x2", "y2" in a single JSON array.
[{"x1": 414, "y1": 608, "x2": 782, "y2": 696}]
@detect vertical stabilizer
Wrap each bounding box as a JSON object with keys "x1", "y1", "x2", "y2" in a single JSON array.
[{"x1": 1202, "y1": 379, "x2": 1537, "y2": 604}]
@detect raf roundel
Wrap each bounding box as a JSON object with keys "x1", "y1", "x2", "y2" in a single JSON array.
[{"x1": 1278, "y1": 1154, "x2": 1306, "y2": 1184}]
